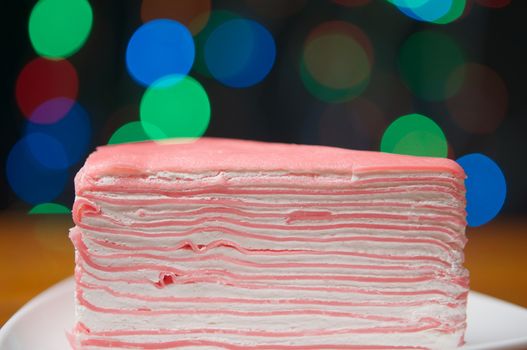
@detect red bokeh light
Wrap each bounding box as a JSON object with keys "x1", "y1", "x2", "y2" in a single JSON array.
[
  {"x1": 15, "y1": 58, "x2": 78, "y2": 119},
  {"x1": 306, "y1": 21, "x2": 374, "y2": 65},
  {"x1": 447, "y1": 63, "x2": 508, "y2": 134}
]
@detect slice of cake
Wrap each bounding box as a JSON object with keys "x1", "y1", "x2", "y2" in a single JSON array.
[{"x1": 70, "y1": 138, "x2": 468, "y2": 349}]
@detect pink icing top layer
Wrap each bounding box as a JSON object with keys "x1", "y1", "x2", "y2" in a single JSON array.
[{"x1": 80, "y1": 138, "x2": 465, "y2": 178}]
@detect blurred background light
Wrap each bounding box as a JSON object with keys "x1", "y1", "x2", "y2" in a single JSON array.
[
  {"x1": 108, "y1": 121, "x2": 165, "y2": 144},
  {"x1": 99, "y1": 104, "x2": 140, "y2": 145},
  {"x1": 457, "y1": 153, "x2": 507, "y2": 227},
  {"x1": 140, "y1": 0, "x2": 211, "y2": 36},
  {"x1": 300, "y1": 21, "x2": 372, "y2": 103},
  {"x1": 204, "y1": 19, "x2": 276, "y2": 88},
  {"x1": 193, "y1": 10, "x2": 240, "y2": 77},
  {"x1": 126, "y1": 19, "x2": 195, "y2": 86},
  {"x1": 1, "y1": 0, "x2": 521, "y2": 225},
  {"x1": 398, "y1": 30, "x2": 465, "y2": 101},
  {"x1": 244, "y1": 0, "x2": 307, "y2": 18},
  {"x1": 380, "y1": 113, "x2": 448, "y2": 157},
  {"x1": 387, "y1": 0, "x2": 429, "y2": 5},
  {"x1": 15, "y1": 58, "x2": 78, "y2": 120},
  {"x1": 24, "y1": 132, "x2": 68, "y2": 170},
  {"x1": 25, "y1": 101, "x2": 91, "y2": 168},
  {"x1": 318, "y1": 97, "x2": 386, "y2": 150},
  {"x1": 29, "y1": 0, "x2": 93, "y2": 58},
  {"x1": 388, "y1": 0, "x2": 466, "y2": 24},
  {"x1": 446, "y1": 63, "x2": 508, "y2": 134},
  {"x1": 6, "y1": 135, "x2": 69, "y2": 205},
  {"x1": 140, "y1": 75, "x2": 211, "y2": 139},
  {"x1": 29, "y1": 203, "x2": 70, "y2": 214},
  {"x1": 29, "y1": 97, "x2": 78, "y2": 125}
]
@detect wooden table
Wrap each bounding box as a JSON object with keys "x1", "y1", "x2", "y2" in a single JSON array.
[{"x1": 1, "y1": 212, "x2": 526, "y2": 325}]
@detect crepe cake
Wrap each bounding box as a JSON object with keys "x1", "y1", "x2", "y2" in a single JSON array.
[{"x1": 69, "y1": 138, "x2": 468, "y2": 349}]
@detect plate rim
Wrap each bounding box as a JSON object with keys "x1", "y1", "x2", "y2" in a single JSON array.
[
  {"x1": 0, "y1": 277, "x2": 74, "y2": 340},
  {"x1": 463, "y1": 291, "x2": 527, "y2": 349}
]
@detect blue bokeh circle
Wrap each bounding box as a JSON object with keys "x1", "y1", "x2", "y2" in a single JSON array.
[
  {"x1": 392, "y1": 0, "x2": 462, "y2": 23},
  {"x1": 6, "y1": 134, "x2": 69, "y2": 205},
  {"x1": 126, "y1": 19, "x2": 195, "y2": 86},
  {"x1": 25, "y1": 101, "x2": 91, "y2": 168},
  {"x1": 204, "y1": 19, "x2": 276, "y2": 88},
  {"x1": 457, "y1": 153, "x2": 507, "y2": 227},
  {"x1": 25, "y1": 132, "x2": 68, "y2": 170}
]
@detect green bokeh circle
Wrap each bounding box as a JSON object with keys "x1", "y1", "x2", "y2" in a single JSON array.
[
  {"x1": 386, "y1": 0, "x2": 466, "y2": 24},
  {"x1": 380, "y1": 113, "x2": 448, "y2": 157},
  {"x1": 398, "y1": 30, "x2": 465, "y2": 101},
  {"x1": 29, "y1": 0, "x2": 93, "y2": 58},
  {"x1": 434, "y1": 0, "x2": 466, "y2": 24},
  {"x1": 29, "y1": 202, "x2": 70, "y2": 214},
  {"x1": 108, "y1": 121, "x2": 167, "y2": 144},
  {"x1": 193, "y1": 10, "x2": 240, "y2": 77},
  {"x1": 140, "y1": 76, "x2": 211, "y2": 140}
]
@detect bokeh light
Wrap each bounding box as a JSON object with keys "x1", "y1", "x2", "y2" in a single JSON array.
[
  {"x1": 193, "y1": 10, "x2": 240, "y2": 78},
  {"x1": 29, "y1": 0, "x2": 93, "y2": 58},
  {"x1": 99, "y1": 104, "x2": 139, "y2": 144},
  {"x1": 457, "y1": 153, "x2": 507, "y2": 227},
  {"x1": 381, "y1": 113, "x2": 448, "y2": 157},
  {"x1": 15, "y1": 58, "x2": 78, "y2": 120},
  {"x1": 140, "y1": 75, "x2": 211, "y2": 139},
  {"x1": 446, "y1": 63, "x2": 508, "y2": 134},
  {"x1": 29, "y1": 203, "x2": 70, "y2": 214},
  {"x1": 387, "y1": 0, "x2": 429, "y2": 5},
  {"x1": 25, "y1": 101, "x2": 91, "y2": 168},
  {"x1": 398, "y1": 30, "x2": 465, "y2": 101},
  {"x1": 318, "y1": 97, "x2": 386, "y2": 150},
  {"x1": 126, "y1": 19, "x2": 195, "y2": 86},
  {"x1": 29, "y1": 97, "x2": 78, "y2": 125},
  {"x1": 388, "y1": 0, "x2": 466, "y2": 24},
  {"x1": 300, "y1": 21, "x2": 373, "y2": 103},
  {"x1": 304, "y1": 29, "x2": 370, "y2": 89},
  {"x1": 140, "y1": 0, "x2": 211, "y2": 35},
  {"x1": 108, "y1": 121, "x2": 166, "y2": 144},
  {"x1": 6, "y1": 135, "x2": 68, "y2": 205},
  {"x1": 476, "y1": 0, "x2": 511, "y2": 8},
  {"x1": 23, "y1": 132, "x2": 68, "y2": 170},
  {"x1": 244, "y1": 0, "x2": 307, "y2": 18},
  {"x1": 204, "y1": 19, "x2": 276, "y2": 88}
]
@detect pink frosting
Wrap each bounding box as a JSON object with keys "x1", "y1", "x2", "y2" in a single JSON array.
[{"x1": 75, "y1": 138, "x2": 464, "y2": 189}]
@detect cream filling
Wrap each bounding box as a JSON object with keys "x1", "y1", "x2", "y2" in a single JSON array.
[{"x1": 80, "y1": 227, "x2": 463, "y2": 264}]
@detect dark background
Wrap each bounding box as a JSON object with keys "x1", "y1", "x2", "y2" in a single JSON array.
[{"x1": 1, "y1": 0, "x2": 526, "y2": 214}]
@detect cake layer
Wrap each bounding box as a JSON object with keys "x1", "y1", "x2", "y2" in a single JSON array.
[{"x1": 70, "y1": 138, "x2": 468, "y2": 350}]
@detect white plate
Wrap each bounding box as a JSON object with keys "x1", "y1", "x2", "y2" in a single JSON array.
[{"x1": 1, "y1": 277, "x2": 527, "y2": 350}]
